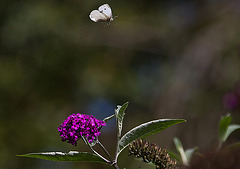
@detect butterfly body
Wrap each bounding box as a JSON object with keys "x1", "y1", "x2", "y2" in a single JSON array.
[{"x1": 89, "y1": 4, "x2": 114, "y2": 23}]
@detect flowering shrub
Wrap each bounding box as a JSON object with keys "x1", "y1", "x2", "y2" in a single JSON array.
[
  {"x1": 18, "y1": 102, "x2": 185, "y2": 169},
  {"x1": 58, "y1": 113, "x2": 106, "y2": 145}
]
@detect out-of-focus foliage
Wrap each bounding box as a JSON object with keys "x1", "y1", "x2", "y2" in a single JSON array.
[
  {"x1": 218, "y1": 114, "x2": 240, "y2": 149},
  {"x1": 173, "y1": 137, "x2": 197, "y2": 166},
  {"x1": 178, "y1": 114, "x2": 240, "y2": 169},
  {"x1": 1, "y1": 0, "x2": 240, "y2": 169}
]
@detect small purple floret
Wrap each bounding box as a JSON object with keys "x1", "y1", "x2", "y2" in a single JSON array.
[
  {"x1": 223, "y1": 93, "x2": 238, "y2": 110},
  {"x1": 58, "y1": 113, "x2": 106, "y2": 146}
]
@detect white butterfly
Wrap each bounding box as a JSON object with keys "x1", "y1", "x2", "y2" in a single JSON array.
[{"x1": 89, "y1": 4, "x2": 114, "y2": 23}]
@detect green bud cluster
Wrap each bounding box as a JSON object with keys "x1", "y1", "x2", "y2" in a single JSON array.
[{"x1": 128, "y1": 139, "x2": 178, "y2": 169}]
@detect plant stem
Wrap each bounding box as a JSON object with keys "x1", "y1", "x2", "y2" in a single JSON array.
[
  {"x1": 113, "y1": 112, "x2": 121, "y2": 163},
  {"x1": 89, "y1": 144, "x2": 111, "y2": 163},
  {"x1": 217, "y1": 141, "x2": 222, "y2": 151},
  {"x1": 83, "y1": 137, "x2": 111, "y2": 163},
  {"x1": 114, "y1": 136, "x2": 120, "y2": 162},
  {"x1": 97, "y1": 140, "x2": 113, "y2": 161},
  {"x1": 97, "y1": 140, "x2": 121, "y2": 169},
  {"x1": 112, "y1": 162, "x2": 120, "y2": 169}
]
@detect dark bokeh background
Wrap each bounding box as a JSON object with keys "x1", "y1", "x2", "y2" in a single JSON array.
[{"x1": 1, "y1": 0, "x2": 240, "y2": 169}]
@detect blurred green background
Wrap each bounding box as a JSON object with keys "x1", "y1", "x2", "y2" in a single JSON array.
[{"x1": 1, "y1": 0, "x2": 240, "y2": 168}]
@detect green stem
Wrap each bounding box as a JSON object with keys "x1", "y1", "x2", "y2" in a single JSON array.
[
  {"x1": 84, "y1": 137, "x2": 120, "y2": 168},
  {"x1": 83, "y1": 137, "x2": 111, "y2": 164},
  {"x1": 114, "y1": 136, "x2": 120, "y2": 162},
  {"x1": 97, "y1": 140, "x2": 113, "y2": 161},
  {"x1": 95, "y1": 140, "x2": 120, "y2": 169},
  {"x1": 112, "y1": 162, "x2": 120, "y2": 169},
  {"x1": 97, "y1": 141, "x2": 120, "y2": 169},
  {"x1": 113, "y1": 112, "x2": 121, "y2": 164},
  {"x1": 216, "y1": 141, "x2": 222, "y2": 153},
  {"x1": 89, "y1": 144, "x2": 111, "y2": 163}
]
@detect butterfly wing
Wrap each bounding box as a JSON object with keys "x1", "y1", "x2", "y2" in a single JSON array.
[
  {"x1": 98, "y1": 4, "x2": 113, "y2": 20},
  {"x1": 89, "y1": 10, "x2": 108, "y2": 22}
]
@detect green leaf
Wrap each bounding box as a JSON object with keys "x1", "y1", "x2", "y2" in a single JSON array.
[
  {"x1": 103, "y1": 114, "x2": 115, "y2": 123},
  {"x1": 218, "y1": 114, "x2": 232, "y2": 143},
  {"x1": 173, "y1": 137, "x2": 197, "y2": 166},
  {"x1": 185, "y1": 147, "x2": 197, "y2": 165},
  {"x1": 223, "y1": 124, "x2": 240, "y2": 142},
  {"x1": 115, "y1": 102, "x2": 128, "y2": 137},
  {"x1": 218, "y1": 114, "x2": 240, "y2": 149},
  {"x1": 116, "y1": 119, "x2": 186, "y2": 159},
  {"x1": 17, "y1": 151, "x2": 108, "y2": 163},
  {"x1": 173, "y1": 137, "x2": 187, "y2": 165},
  {"x1": 173, "y1": 137, "x2": 183, "y2": 150}
]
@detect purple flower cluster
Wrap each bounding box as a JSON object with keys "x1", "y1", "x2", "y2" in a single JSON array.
[
  {"x1": 58, "y1": 113, "x2": 106, "y2": 146},
  {"x1": 223, "y1": 93, "x2": 238, "y2": 110},
  {"x1": 223, "y1": 81, "x2": 240, "y2": 110}
]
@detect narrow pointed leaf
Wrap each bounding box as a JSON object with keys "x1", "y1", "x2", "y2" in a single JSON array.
[
  {"x1": 173, "y1": 137, "x2": 183, "y2": 150},
  {"x1": 17, "y1": 151, "x2": 108, "y2": 163},
  {"x1": 117, "y1": 119, "x2": 186, "y2": 158},
  {"x1": 173, "y1": 137, "x2": 188, "y2": 165},
  {"x1": 115, "y1": 102, "x2": 128, "y2": 137},
  {"x1": 223, "y1": 124, "x2": 240, "y2": 142},
  {"x1": 218, "y1": 114, "x2": 232, "y2": 143},
  {"x1": 185, "y1": 147, "x2": 197, "y2": 165}
]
